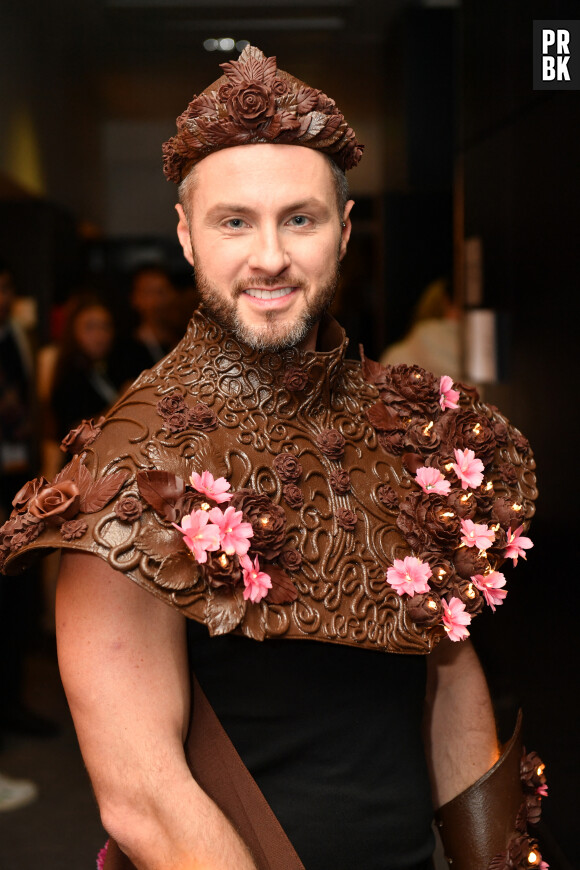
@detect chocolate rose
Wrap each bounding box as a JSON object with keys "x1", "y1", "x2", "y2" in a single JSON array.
[
  {"x1": 492, "y1": 496, "x2": 524, "y2": 529},
  {"x1": 174, "y1": 491, "x2": 215, "y2": 523},
  {"x1": 273, "y1": 453, "x2": 303, "y2": 482},
  {"x1": 406, "y1": 592, "x2": 443, "y2": 626},
  {"x1": 229, "y1": 489, "x2": 286, "y2": 560},
  {"x1": 60, "y1": 417, "x2": 103, "y2": 455},
  {"x1": 60, "y1": 519, "x2": 88, "y2": 541},
  {"x1": 497, "y1": 461, "x2": 518, "y2": 486},
  {"x1": 12, "y1": 476, "x2": 49, "y2": 512},
  {"x1": 474, "y1": 479, "x2": 496, "y2": 512},
  {"x1": 282, "y1": 484, "x2": 304, "y2": 509},
  {"x1": 448, "y1": 580, "x2": 484, "y2": 615},
  {"x1": 447, "y1": 489, "x2": 477, "y2": 519},
  {"x1": 28, "y1": 481, "x2": 80, "y2": 527},
  {"x1": 452, "y1": 546, "x2": 489, "y2": 580},
  {"x1": 115, "y1": 496, "x2": 143, "y2": 523},
  {"x1": 397, "y1": 492, "x2": 462, "y2": 552},
  {"x1": 520, "y1": 750, "x2": 547, "y2": 790},
  {"x1": 380, "y1": 364, "x2": 440, "y2": 415},
  {"x1": 377, "y1": 429, "x2": 406, "y2": 455},
  {"x1": 227, "y1": 82, "x2": 275, "y2": 129},
  {"x1": 157, "y1": 394, "x2": 187, "y2": 418},
  {"x1": 418, "y1": 552, "x2": 456, "y2": 592},
  {"x1": 438, "y1": 409, "x2": 496, "y2": 466},
  {"x1": 282, "y1": 367, "x2": 309, "y2": 392},
  {"x1": 164, "y1": 411, "x2": 189, "y2": 433},
  {"x1": 511, "y1": 428, "x2": 530, "y2": 454},
  {"x1": 377, "y1": 484, "x2": 398, "y2": 509},
  {"x1": 507, "y1": 834, "x2": 538, "y2": 866},
  {"x1": 9, "y1": 532, "x2": 30, "y2": 550},
  {"x1": 336, "y1": 507, "x2": 357, "y2": 531},
  {"x1": 404, "y1": 418, "x2": 441, "y2": 453},
  {"x1": 493, "y1": 420, "x2": 509, "y2": 446},
  {"x1": 316, "y1": 428, "x2": 345, "y2": 460},
  {"x1": 187, "y1": 402, "x2": 218, "y2": 432},
  {"x1": 329, "y1": 469, "x2": 351, "y2": 495},
  {"x1": 202, "y1": 552, "x2": 241, "y2": 590},
  {"x1": 279, "y1": 548, "x2": 302, "y2": 571},
  {"x1": 525, "y1": 794, "x2": 542, "y2": 826}
]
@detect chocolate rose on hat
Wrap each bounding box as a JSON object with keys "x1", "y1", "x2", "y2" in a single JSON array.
[{"x1": 162, "y1": 44, "x2": 363, "y2": 181}]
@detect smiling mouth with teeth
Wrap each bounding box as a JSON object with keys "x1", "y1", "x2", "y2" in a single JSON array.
[{"x1": 244, "y1": 287, "x2": 295, "y2": 300}]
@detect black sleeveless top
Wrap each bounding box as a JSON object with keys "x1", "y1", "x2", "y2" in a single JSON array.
[{"x1": 187, "y1": 622, "x2": 435, "y2": 870}]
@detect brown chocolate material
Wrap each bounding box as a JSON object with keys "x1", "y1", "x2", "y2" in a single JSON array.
[
  {"x1": 162, "y1": 44, "x2": 363, "y2": 181},
  {"x1": 435, "y1": 712, "x2": 548, "y2": 869},
  {"x1": 435, "y1": 712, "x2": 524, "y2": 869},
  {"x1": 1, "y1": 308, "x2": 537, "y2": 655}
]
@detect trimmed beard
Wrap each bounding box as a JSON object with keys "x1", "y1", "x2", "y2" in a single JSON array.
[{"x1": 192, "y1": 252, "x2": 341, "y2": 352}]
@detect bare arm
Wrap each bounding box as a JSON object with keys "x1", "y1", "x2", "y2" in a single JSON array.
[
  {"x1": 424, "y1": 638, "x2": 500, "y2": 809},
  {"x1": 56, "y1": 551, "x2": 256, "y2": 870}
]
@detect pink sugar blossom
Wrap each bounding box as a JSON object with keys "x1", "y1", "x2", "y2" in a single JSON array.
[
  {"x1": 460, "y1": 518, "x2": 495, "y2": 550},
  {"x1": 208, "y1": 505, "x2": 253, "y2": 556},
  {"x1": 174, "y1": 510, "x2": 221, "y2": 563},
  {"x1": 472, "y1": 571, "x2": 507, "y2": 612},
  {"x1": 190, "y1": 470, "x2": 232, "y2": 503},
  {"x1": 452, "y1": 448, "x2": 485, "y2": 490},
  {"x1": 539, "y1": 862, "x2": 550, "y2": 870},
  {"x1": 537, "y1": 784, "x2": 548, "y2": 797},
  {"x1": 442, "y1": 596, "x2": 472, "y2": 641},
  {"x1": 240, "y1": 554, "x2": 272, "y2": 603},
  {"x1": 386, "y1": 556, "x2": 432, "y2": 597},
  {"x1": 439, "y1": 375, "x2": 460, "y2": 411},
  {"x1": 415, "y1": 466, "x2": 451, "y2": 495},
  {"x1": 504, "y1": 524, "x2": 534, "y2": 565},
  {"x1": 96, "y1": 841, "x2": 109, "y2": 870}
]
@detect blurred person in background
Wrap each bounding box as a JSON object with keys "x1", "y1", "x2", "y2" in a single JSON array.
[
  {"x1": 380, "y1": 277, "x2": 462, "y2": 379},
  {"x1": 0, "y1": 259, "x2": 54, "y2": 767},
  {"x1": 49, "y1": 294, "x2": 122, "y2": 443},
  {"x1": 114, "y1": 265, "x2": 181, "y2": 384}
]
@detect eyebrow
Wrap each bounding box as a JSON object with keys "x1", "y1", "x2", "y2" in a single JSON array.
[{"x1": 204, "y1": 197, "x2": 331, "y2": 221}]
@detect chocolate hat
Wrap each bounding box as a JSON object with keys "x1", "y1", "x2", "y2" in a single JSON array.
[{"x1": 162, "y1": 44, "x2": 363, "y2": 182}]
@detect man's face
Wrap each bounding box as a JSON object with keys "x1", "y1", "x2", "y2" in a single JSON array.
[{"x1": 176, "y1": 144, "x2": 353, "y2": 351}]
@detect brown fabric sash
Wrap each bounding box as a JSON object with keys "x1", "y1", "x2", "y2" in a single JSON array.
[{"x1": 103, "y1": 674, "x2": 304, "y2": 870}]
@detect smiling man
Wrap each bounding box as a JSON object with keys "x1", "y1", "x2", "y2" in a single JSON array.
[{"x1": 1, "y1": 46, "x2": 544, "y2": 870}]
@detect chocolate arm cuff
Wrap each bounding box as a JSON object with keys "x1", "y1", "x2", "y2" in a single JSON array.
[{"x1": 434, "y1": 710, "x2": 523, "y2": 869}]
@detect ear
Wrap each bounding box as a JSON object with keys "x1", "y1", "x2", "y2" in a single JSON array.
[
  {"x1": 176, "y1": 204, "x2": 194, "y2": 267},
  {"x1": 339, "y1": 199, "x2": 355, "y2": 261}
]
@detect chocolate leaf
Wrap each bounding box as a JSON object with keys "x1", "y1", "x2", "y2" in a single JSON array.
[
  {"x1": 240, "y1": 602, "x2": 266, "y2": 641},
  {"x1": 81, "y1": 471, "x2": 130, "y2": 513},
  {"x1": 402, "y1": 452, "x2": 424, "y2": 475},
  {"x1": 137, "y1": 471, "x2": 185, "y2": 520},
  {"x1": 359, "y1": 346, "x2": 386, "y2": 386},
  {"x1": 206, "y1": 588, "x2": 245, "y2": 637},
  {"x1": 265, "y1": 565, "x2": 298, "y2": 604},
  {"x1": 366, "y1": 402, "x2": 399, "y2": 431},
  {"x1": 189, "y1": 442, "x2": 228, "y2": 479},
  {"x1": 134, "y1": 522, "x2": 181, "y2": 560},
  {"x1": 53, "y1": 455, "x2": 84, "y2": 484},
  {"x1": 154, "y1": 551, "x2": 199, "y2": 591}
]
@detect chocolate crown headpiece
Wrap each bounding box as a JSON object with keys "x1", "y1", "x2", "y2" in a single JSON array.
[{"x1": 162, "y1": 44, "x2": 363, "y2": 183}]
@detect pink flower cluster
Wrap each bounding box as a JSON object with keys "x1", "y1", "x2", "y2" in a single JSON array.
[
  {"x1": 439, "y1": 375, "x2": 460, "y2": 411},
  {"x1": 386, "y1": 556, "x2": 432, "y2": 596},
  {"x1": 175, "y1": 471, "x2": 271, "y2": 602},
  {"x1": 442, "y1": 596, "x2": 472, "y2": 641}
]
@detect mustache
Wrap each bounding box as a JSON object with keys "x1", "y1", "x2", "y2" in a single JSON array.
[{"x1": 232, "y1": 276, "x2": 308, "y2": 296}]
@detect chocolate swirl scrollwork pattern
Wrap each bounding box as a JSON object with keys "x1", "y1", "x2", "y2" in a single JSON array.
[{"x1": 2, "y1": 308, "x2": 537, "y2": 657}]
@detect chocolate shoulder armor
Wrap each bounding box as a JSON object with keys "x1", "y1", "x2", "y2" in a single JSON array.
[{"x1": 1, "y1": 309, "x2": 537, "y2": 654}]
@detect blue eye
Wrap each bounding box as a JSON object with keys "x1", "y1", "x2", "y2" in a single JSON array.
[
  {"x1": 288, "y1": 215, "x2": 310, "y2": 227},
  {"x1": 226, "y1": 218, "x2": 245, "y2": 229}
]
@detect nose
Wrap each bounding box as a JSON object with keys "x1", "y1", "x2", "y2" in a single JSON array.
[{"x1": 247, "y1": 225, "x2": 290, "y2": 275}]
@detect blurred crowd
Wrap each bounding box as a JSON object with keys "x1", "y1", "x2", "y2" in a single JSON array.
[{"x1": 0, "y1": 258, "x2": 196, "y2": 812}]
